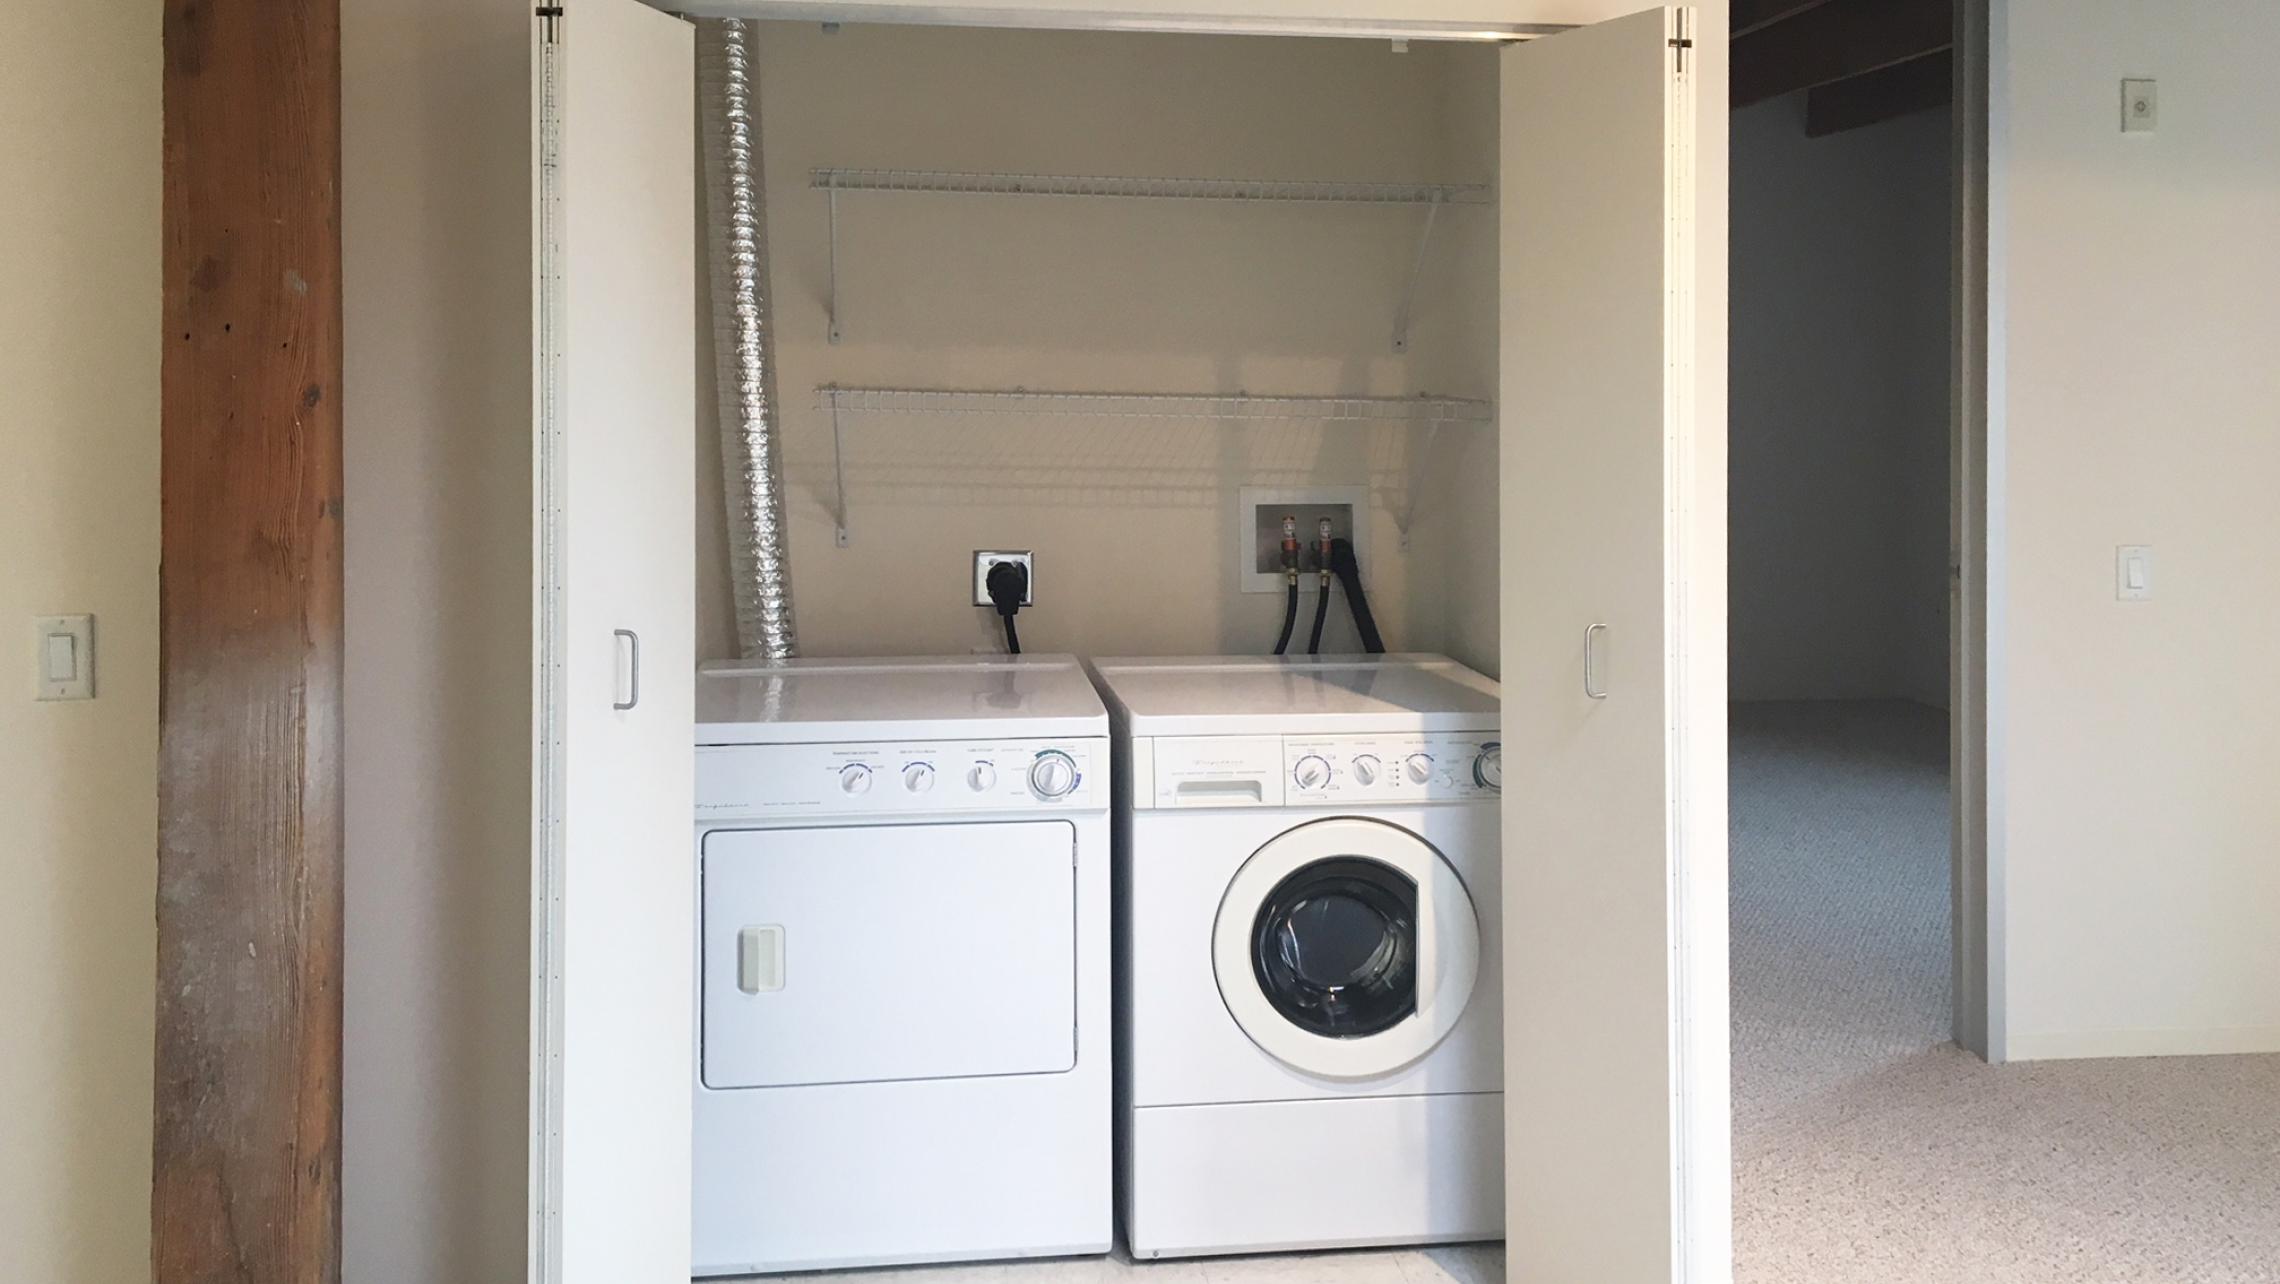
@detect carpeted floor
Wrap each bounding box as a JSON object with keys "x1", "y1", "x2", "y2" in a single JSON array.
[{"x1": 1731, "y1": 701, "x2": 2280, "y2": 1284}]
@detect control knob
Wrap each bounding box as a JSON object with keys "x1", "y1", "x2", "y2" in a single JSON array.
[
  {"x1": 903, "y1": 762, "x2": 936, "y2": 793},
  {"x1": 967, "y1": 762, "x2": 998, "y2": 792},
  {"x1": 1473, "y1": 743, "x2": 1503, "y2": 791},
  {"x1": 1291, "y1": 754, "x2": 1332, "y2": 791},
  {"x1": 1028, "y1": 750, "x2": 1079, "y2": 800},
  {"x1": 838, "y1": 763, "x2": 874, "y2": 795},
  {"x1": 1351, "y1": 754, "x2": 1382, "y2": 786},
  {"x1": 1403, "y1": 753, "x2": 1434, "y2": 785}
]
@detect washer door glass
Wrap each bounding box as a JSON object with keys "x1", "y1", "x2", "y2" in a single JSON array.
[
  {"x1": 1252, "y1": 857, "x2": 1418, "y2": 1039},
  {"x1": 1213, "y1": 817, "x2": 1481, "y2": 1081}
]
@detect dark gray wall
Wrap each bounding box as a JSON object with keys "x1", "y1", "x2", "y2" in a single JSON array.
[{"x1": 1730, "y1": 92, "x2": 1952, "y2": 708}]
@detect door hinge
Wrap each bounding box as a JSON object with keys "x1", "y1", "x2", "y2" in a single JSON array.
[
  {"x1": 1670, "y1": 8, "x2": 1694, "y2": 75},
  {"x1": 537, "y1": 5, "x2": 563, "y2": 42}
]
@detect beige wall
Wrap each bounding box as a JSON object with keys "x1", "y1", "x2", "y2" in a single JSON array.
[
  {"x1": 1406, "y1": 40, "x2": 1501, "y2": 678},
  {"x1": 0, "y1": 2, "x2": 160, "y2": 1280},
  {"x1": 698, "y1": 22, "x2": 1499, "y2": 663},
  {"x1": 341, "y1": 0, "x2": 533, "y2": 1278},
  {"x1": 1996, "y1": 0, "x2": 2280, "y2": 1058}
]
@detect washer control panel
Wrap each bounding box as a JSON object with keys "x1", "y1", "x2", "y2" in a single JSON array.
[
  {"x1": 1139, "y1": 733, "x2": 1499, "y2": 809},
  {"x1": 697, "y1": 738, "x2": 1103, "y2": 816},
  {"x1": 1285, "y1": 734, "x2": 1500, "y2": 803}
]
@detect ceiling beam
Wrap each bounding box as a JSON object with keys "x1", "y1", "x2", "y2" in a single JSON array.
[
  {"x1": 155, "y1": 0, "x2": 344, "y2": 1279},
  {"x1": 1732, "y1": 0, "x2": 1952, "y2": 107},
  {"x1": 1731, "y1": 0, "x2": 1835, "y2": 39},
  {"x1": 1806, "y1": 47, "x2": 1954, "y2": 137}
]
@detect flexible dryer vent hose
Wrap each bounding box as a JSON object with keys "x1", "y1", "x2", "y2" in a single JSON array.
[{"x1": 699, "y1": 19, "x2": 798, "y2": 660}]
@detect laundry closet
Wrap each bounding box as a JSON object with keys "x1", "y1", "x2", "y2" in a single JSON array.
[{"x1": 527, "y1": 1, "x2": 1728, "y2": 1281}]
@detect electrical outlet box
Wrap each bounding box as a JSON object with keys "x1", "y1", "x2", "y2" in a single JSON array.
[
  {"x1": 973, "y1": 551, "x2": 1034, "y2": 608},
  {"x1": 1238, "y1": 486, "x2": 1367, "y2": 594}
]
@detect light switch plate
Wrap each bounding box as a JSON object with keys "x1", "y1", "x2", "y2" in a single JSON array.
[
  {"x1": 33, "y1": 614, "x2": 95, "y2": 700},
  {"x1": 2122, "y1": 78, "x2": 2157, "y2": 133},
  {"x1": 2116, "y1": 545, "x2": 2154, "y2": 602}
]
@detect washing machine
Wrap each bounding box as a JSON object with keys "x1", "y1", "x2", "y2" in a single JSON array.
[
  {"x1": 691, "y1": 655, "x2": 1112, "y2": 1276},
  {"x1": 1091, "y1": 654, "x2": 1504, "y2": 1260}
]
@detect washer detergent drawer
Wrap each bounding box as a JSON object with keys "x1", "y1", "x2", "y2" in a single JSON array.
[{"x1": 702, "y1": 821, "x2": 1077, "y2": 1090}]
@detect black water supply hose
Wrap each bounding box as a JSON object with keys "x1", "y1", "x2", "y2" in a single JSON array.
[
  {"x1": 1271, "y1": 516, "x2": 1301, "y2": 655},
  {"x1": 1307, "y1": 518, "x2": 1334, "y2": 654},
  {"x1": 1328, "y1": 537, "x2": 1385, "y2": 654},
  {"x1": 986, "y1": 559, "x2": 1029, "y2": 655}
]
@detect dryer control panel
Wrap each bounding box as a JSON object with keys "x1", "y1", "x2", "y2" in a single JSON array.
[
  {"x1": 698, "y1": 738, "x2": 1104, "y2": 817},
  {"x1": 1135, "y1": 733, "x2": 1500, "y2": 809}
]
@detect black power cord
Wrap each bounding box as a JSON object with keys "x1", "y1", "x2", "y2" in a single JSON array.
[{"x1": 986, "y1": 560, "x2": 1028, "y2": 655}]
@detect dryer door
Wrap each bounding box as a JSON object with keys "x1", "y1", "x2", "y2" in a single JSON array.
[
  {"x1": 1213, "y1": 817, "x2": 1480, "y2": 1080},
  {"x1": 702, "y1": 820, "x2": 1077, "y2": 1090}
]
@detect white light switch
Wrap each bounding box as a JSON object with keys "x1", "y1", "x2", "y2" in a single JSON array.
[
  {"x1": 2116, "y1": 546, "x2": 2154, "y2": 602},
  {"x1": 45, "y1": 633, "x2": 77, "y2": 682},
  {"x1": 2122, "y1": 79, "x2": 2157, "y2": 133},
  {"x1": 33, "y1": 615, "x2": 95, "y2": 700}
]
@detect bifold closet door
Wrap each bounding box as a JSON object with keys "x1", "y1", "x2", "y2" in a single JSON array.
[
  {"x1": 531, "y1": 2, "x2": 697, "y2": 1281},
  {"x1": 1497, "y1": 7, "x2": 1729, "y2": 1284}
]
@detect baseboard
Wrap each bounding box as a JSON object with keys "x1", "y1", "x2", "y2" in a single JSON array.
[{"x1": 2005, "y1": 1025, "x2": 2280, "y2": 1062}]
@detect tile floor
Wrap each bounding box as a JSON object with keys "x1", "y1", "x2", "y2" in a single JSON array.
[{"x1": 739, "y1": 1243, "x2": 1503, "y2": 1284}]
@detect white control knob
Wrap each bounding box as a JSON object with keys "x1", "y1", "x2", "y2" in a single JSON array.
[
  {"x1": 1292, "y1": 754, "x2": 1332, "y2": 791},
  {"x1": 1028, "y1": 750, "x2": 1079, "y2": 800},
  {"x1": 1403, "y1": 753, "x2": 1434, "y2": 785},
  {"x1": 967, "y1": 762, "x2": 998, "y2": 792},
  {"x1": 903, "y1": 762, "x2": 936, "y2": 793},
  {"x1": 839, "y1": 763, "x2": 874, "y2": 795},
  {"x1": 1351, "y1": 754, "x2": 1382, "y2": 786},
  {"x1": 1474, "y1": 743, "x2": 1502, "y2": 791}
]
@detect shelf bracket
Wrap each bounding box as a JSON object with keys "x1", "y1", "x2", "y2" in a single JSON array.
[
  {"x1": 1390, "y1": 197, "x2": 1442, "y2": 354},
  {"x1": 828, "y1": 389, "x2": 850, "y2": 546},
  {"x1": 825, "y1": 185, "x2": 843, "y2": 345},
  {"x1": 1392, "y1": 418, "x2": 1445, "y2": 549}
]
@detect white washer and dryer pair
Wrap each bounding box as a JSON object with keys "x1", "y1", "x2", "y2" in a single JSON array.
[
  {"x1": 691, "y1": 655, "x2": 1112, "y2": 1277},
  {"x1": 1092, "y1": 654, "x2": 1506, "y2": 1261}
]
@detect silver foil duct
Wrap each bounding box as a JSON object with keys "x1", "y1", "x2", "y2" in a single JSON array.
[{"x1": 699, "y1": 18, "x2": 798, "y2": 660}]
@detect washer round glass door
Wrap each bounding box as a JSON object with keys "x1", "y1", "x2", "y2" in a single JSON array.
[{"x1": 1213, "y1": 817, "x2": 1481, "y2": 1080}]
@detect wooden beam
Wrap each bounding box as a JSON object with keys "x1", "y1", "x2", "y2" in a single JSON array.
[
  {"x1": 155, "y1": 0, "x2": 344, "y2": 1279},
  {"x1": 1733, "y1": 0, "x2": 1952, "y2": 107},
  {"x1": 1807, "y1": 47, "x2": 1954, "y2": 137}
]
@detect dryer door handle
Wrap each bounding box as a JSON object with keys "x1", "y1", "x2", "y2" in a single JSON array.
[{"x1": 737, "y1": 925, "x2": 785, "y2": 994}]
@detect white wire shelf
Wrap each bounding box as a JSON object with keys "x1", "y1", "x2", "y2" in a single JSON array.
[
  {"x1": 810, "y1": 168, "x2": 1493, "y2": 206},
  {"x1": 811, "y1": 168, "x2": 1489, "y2": 350},
  {"x1": 817, "y1": 386, "x2": 1494, "y2": 423},
  {"x1": 817, "y1": 386, "x2": 1491, "y2": 547}
]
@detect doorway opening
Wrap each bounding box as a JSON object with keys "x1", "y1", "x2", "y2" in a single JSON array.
[{"x1": 1725, "y1": 4, "x2": 1961, "y2": 1279}]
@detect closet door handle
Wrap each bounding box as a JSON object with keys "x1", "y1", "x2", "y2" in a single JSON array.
[
  {"x1": 613, "y1": 628, "x2": 641, "y2": 711},
  {"x1": 1584, "y1": 624, "x2": 1609, "y2": 700}
]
